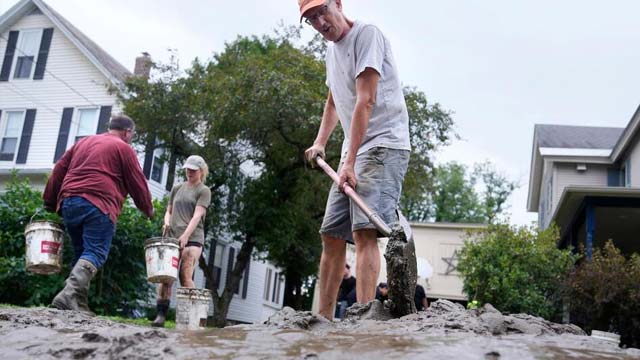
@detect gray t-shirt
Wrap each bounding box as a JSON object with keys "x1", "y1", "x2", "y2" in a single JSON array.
[
  {"x1": 168, "y1": 182, "x2": 211, "y2": 244},
  {"x1": 325, "y1": 21, "x2": 411, "y2": 157}
]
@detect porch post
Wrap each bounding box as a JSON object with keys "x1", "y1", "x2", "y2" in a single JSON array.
[{"x1": 585, "y1": 202, "x2": 595, "y2": 259}]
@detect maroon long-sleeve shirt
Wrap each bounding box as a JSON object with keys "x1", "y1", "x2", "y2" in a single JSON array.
[{"x1": 43, "y1": 133, "x2": 154, "y2": 224}]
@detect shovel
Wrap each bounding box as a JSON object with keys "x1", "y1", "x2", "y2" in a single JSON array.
[{"x1": 314, "y1": 156, "x2": 418, "y2": 317}]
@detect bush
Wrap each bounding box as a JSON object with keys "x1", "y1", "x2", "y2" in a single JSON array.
[
  {"x1": 0, "y1": 173, "x2": 165, "y2": 315},
  {"x1": 0, "y1": 174, "x2": 67, "y2": 306},
  {"x1": 457, "y1": 223, "x2": 576, "y2": 320},
  {"x1": 564, "y1": 241, "x2": 640, "y2": 348}
]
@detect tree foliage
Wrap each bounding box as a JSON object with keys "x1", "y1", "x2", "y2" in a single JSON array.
[
  {"x1": 413, "y1": 161, "x2": 517, "y2": 223},
  {"x1": 564, "y1": 241, "x2": 640, "y2": 347},
  {"x1": 457, "y1": 224, "x2": 576, "y2": 320},
  {"x1": 0, "y1": 174, "x2": 165, "y2": 315}
]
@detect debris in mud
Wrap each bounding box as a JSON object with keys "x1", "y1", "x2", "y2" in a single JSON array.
[
  {"x1": 264, "y1": 307, "x2": 331, "y2": 330},
  {"x1": 344, "y1": 300, "x2": 392, "y2": 321}
]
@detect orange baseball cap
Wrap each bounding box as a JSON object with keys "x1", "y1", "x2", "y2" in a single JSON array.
[{"x1": 298, "y1": 0, "x2": 325, "y2": 22}]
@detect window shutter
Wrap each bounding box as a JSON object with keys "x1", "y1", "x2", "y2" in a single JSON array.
[
  {"x1": 0, "y1": 31, "x2": 19, "y2": 81},
  {"x1": 226, "y1": 247, "x2": 235, "y2": 288},
  {"x1": 142, "y1": 137, "x2": 154, "y2": 179},
  {"x1": 54, "y1": 108, "x2": 74, "y2": 162},
  {"x1": 16, "y1": 109, "x2": 36, "y2": 164},
  {"x1": 96, "y1": 106, "x2": 112, "y2": 134},
  {"x1": 33, "y1": 28, "x2": 53, "y2": 80},
  {"x1": 242, "y1": 259, "x2": 251, "y2": 299}
]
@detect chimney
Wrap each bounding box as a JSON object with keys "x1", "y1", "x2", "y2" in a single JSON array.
[{"x1": 134, "y1": 52, "x2": 152, "y2": 78}]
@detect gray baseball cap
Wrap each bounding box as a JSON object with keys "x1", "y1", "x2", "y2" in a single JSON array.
[{"x1": 182, "y1": 155, "x2": 206, "y2": 170}]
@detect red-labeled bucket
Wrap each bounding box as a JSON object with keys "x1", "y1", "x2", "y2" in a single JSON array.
[
  {"x1": 144, "y1": 237, "x2": 180, "y2": 283},
  {"x1": 24, "y1": 221, "x2": 64, "y2": 274}
]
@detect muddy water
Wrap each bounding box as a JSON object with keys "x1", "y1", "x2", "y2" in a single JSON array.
[{"x1": 2, "y1": 302, "x2": 639, "y2": 359}]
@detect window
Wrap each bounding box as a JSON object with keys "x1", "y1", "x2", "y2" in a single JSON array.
[
  {"x1": 67, "y1": 108, "x2": 98, "y2": 148},
  {"x1": 263, "y1": 268, "x2": 283, "y2": 305},
  {"x1": 13, "y1": 29, "x2": 41, "y2": 79},
  {"x1": 212, "y1": 243, "x2": 224, "y2": 290},
  {"x1": 263, "y1": 268, "x2": 272, "y2": 301},
  {"x1": 0, "y1": 111, "x2": 25, "y2": 161},
  {"x1": 150, "y1": 152, "x2": 165, "y2": 183}
]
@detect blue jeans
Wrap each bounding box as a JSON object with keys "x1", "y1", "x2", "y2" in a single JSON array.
[{"x1": 61, "y1": 196, "x2": 115, "y2": 269}]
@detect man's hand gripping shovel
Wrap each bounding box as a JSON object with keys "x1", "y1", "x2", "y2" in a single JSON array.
[{"x1": 313, "y1": 155, "x2": 418, "y2": 317}]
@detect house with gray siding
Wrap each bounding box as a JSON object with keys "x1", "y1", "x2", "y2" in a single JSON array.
[
  {"x1": 527, "y1": 106, "x2": 640, "y2": 257},
  {"x1": 0, "y1": 0, "x2": 284, "y2": 323}
]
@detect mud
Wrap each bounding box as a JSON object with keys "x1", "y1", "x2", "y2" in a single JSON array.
[
  {"x1": 2, "y1": 302, "x2": 639, "y2": 359},
  {"x1": 384, "y1": 223, "x2": 418, "y2": 318}
]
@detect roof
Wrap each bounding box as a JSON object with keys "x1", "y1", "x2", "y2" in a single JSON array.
[
  {"x1": 0, "y1": 0, "x2": 131, "y2": 84},
  {"x1": 535, "y1": 124, "x2": 624, "y2": 149}
]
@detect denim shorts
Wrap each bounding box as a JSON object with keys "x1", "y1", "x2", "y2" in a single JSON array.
[{"x1": 320, "y1": 147, "x2": 410, "y2": 243}]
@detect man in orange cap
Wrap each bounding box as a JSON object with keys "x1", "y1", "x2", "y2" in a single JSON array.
[{"x1": 301, "y1": 0, "x2": 411, "y2": 320}]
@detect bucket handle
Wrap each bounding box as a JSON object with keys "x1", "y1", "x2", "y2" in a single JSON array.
[{"x1": 30, "y1": 208, "x2": 42, "y2": 223}]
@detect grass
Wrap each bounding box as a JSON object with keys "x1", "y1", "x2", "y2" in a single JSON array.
[{"x1": 100, "y1": 316, "x2": 176, "y2": 329}]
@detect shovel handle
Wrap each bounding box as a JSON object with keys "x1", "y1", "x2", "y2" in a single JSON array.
[{"x1": 315, "y1": 156, "x2": 392, "y2": 237}]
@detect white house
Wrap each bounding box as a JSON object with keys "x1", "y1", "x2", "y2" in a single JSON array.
[
  {"x1": 0, "y1": 0, "x2": 285, "y2": 323},
  {"x1": 527, "y1": 104, "x2": 640, "y2": 257}
]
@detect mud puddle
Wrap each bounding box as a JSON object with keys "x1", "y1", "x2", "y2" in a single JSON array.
[{"x1": 1, "y1": 300, "x2": 639, "y2": 359}]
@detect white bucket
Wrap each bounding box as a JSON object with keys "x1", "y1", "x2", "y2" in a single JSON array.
[
  {"x1": 24, "y1": 221, "x2": 65, "y2": 275},
  {"x1": 144, "y1": 237, "x2": 180, "y2": 283},
  {"x1": 176, "y1": 287, "x2": 211, "y2": 330}
]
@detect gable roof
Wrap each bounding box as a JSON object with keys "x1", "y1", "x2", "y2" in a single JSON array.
[
  {"x1": 535, "y1": 124, "x2": 624, "y2": 149},
  {"x1": 0, "y1": 0, "x2": 131, "y2": 84},
  {"x1": 527, "y1": 104, "x2": 640, "y2": 212}
]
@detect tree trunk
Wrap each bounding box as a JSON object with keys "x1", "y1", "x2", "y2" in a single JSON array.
[
  {"x1": 198, "y1": 235, "x2": 255, "y2": 327},
  {"x1": 165, "y1": 151, "x2": 178, "y2": 192},
  {"x1": 283, "y1": 271, "x2": 303, "y2": 310}
]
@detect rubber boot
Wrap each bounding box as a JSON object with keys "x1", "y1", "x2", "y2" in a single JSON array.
[
  {"x1": 51, "y1": 259, "x2": 97, "y2": 315},
  {"x1": 151, "y1": 299, "x2": 170, "y2": 327}
]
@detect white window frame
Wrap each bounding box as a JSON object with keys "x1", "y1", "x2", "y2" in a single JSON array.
[
  {"x1": 212, "y1": 243, "x2": 225, "y2": 291},
  {"x1": 11, "y1": 28, "x2": 42, "y2": 81},
  {"x1": 0, "y1": 110, "x2": 26, "y2": 162},
  {"x1": 262, "y1": 266, "x2": 283, "y2": 307},
  {"x1": 66, "y1": 107, "x2": 99, "y2": 149}
]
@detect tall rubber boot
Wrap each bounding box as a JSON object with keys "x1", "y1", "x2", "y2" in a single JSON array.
[
  {"x1": 51, "y1": 259, "x2": 97, "y2": 315},
  {"x1": 151, "y1": 299, "x2": 170, "y2": 327}
]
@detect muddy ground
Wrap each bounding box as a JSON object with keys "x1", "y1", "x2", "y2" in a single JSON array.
[{"x1": 1, "y1": 300, "x2": 639, "y2": 360}]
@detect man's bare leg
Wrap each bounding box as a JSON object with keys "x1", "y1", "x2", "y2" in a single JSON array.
[
  {"x1": 318, "y1": 235, "x2": 346, "y2": 320},
  {"x1": 354, "y1": 229, "x2": 380, "y2": 303}
]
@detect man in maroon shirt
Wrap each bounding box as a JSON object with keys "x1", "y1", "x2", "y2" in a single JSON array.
[{"x1": 43, "y1": 115, "x2": 153, "y2": 314}]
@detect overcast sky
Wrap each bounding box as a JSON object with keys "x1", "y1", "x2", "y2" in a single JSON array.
[{"x1": 3, "y1": 0, "x2": 640, "y2": 225}]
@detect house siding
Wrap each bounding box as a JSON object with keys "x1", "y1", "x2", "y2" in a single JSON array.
[
  {"x1": 553, "y1": 162, "x2": 608, "y2": 211},
  {"x1": 628, "y1": 137, "x2": 640, "y2": 187},
  {"x1": 0, "y1": 13, "x2": 120, "y2": 171}
]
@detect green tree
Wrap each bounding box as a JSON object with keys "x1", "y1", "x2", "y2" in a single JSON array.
[
  {"x1": 0, "y1": 173, "x2": 165, "y2": 315},
  {"x1": 457, "y1": 223, "x2": 576, "y2": 320},
  {"x1": 118, "y1": 51, "x2": 204, "y2": 191},
  {"x1": 410, "y1": 161, "x2": 517, "y2": 223}
]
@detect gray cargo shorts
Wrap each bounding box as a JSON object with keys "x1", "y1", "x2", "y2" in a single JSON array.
[{"x1": 320, "y1": 147, "x2": 410, "y2": 244}]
